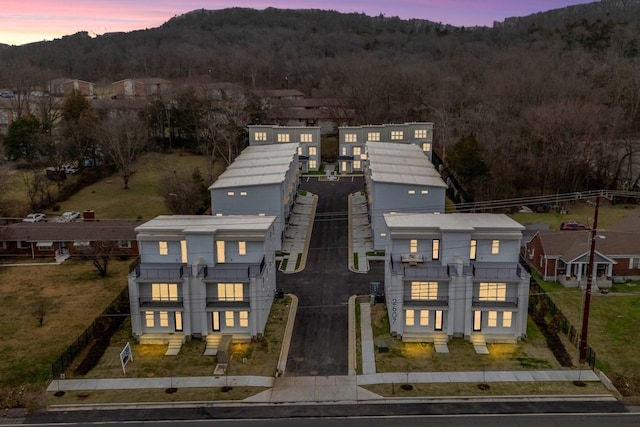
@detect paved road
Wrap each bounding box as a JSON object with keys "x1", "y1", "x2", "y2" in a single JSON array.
[{"x1": 277, "y1": 176, "x2": 384, "y2": 376}]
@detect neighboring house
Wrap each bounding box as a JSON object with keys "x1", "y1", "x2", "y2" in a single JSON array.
[
  {"x1": 0, "y1": 98, "x2": 16, "y2": 136},
  {"x1": 0, "y1": 220, "x2": 140, "y2": 260},
  {"x1": 248, "y1": 125, "x2": 321, "y2": 172},
  {"x1": 253, "y1": 89, "x2": 305, "y2": 109},
  {"x1": 127, "y1": 215, "x2": 277, "y2": 345},
  {"x1": 366, "y1": 142, "x2": 448, "y2": 250},
  {"x1": 339, "y1": 122, "x2": 434, "y2": 173},
  {"x1": 111, "y1": 78, "x2": 171, "y2": 98},
  {"x1": 266, "y1": 98, "x2": 354, "y2": 133},
  {"x1": 525, "y1": 229, "x2": 640, "y2": 287},
  {"x1": 48, "y1": 78, "x2": 95, "y2": 97},
  {"x1": 209, "y1": 143, "x2": 300, "y2": 250},
  {"x1": 384, "y1": 213, "x2": 530, "y2": 345}
]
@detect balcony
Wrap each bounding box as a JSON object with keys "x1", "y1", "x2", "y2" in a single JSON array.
[
  {"x1": 404, "y1": 296, "x2": 449, "y2": 308},
  {"x1": 139, "y1": 297, "x2": 183, "y2": 308},
  {"x1": 472, "y1": 296, "x2": 519, "y2": 308},
  {"x1": 390, "y1": 255, "x2": 450, "y2": 280},
  {"x1": 471, "y1": 262, "x2": 522, "y2": 281},
  {"x1": 206, "y1": 297, "x2": 250, "y2": 308},
  {"x1": 133, "y1": 263, "x2": 185, "y2": 282},
  {"x1": 198, "y1": 257, "x2": 265, "y2": 282}
]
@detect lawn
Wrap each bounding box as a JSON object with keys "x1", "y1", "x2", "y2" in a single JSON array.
[
  {"x1": 537, "y1": 278, "x2": 640, "y2": 397},
  {"x1": 509, "y1": 202, "x2": 637, "y2": 230}
]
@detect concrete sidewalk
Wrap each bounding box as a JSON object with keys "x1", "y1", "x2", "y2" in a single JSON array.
[
  {"x1": 349, "y1": 191, "x2": 374, "y2": 273},
  {"x1": 280, "y1": 191, "x2": 317, "y2": 273}
]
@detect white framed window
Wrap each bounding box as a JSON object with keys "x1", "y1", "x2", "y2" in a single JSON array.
[
  {"x1": 391, "y1": 130, "x2": 403, "y2": 140},
  {"x1": 239, "y1": 311, "x2": 249, "y2": 327},
  {"x1": 218, "y1": 283, "x2": 243, "y2": 301},
  {"x1": 227, "y1": 191, "x2": 235, "y2": 196},
  {"x1": 309, "y1": 146, "x2": 317, "y2": 155},
  {"x1": 159, "y1": 241, "x2": 168, "y2": 255},
  {"x1": 216, "y1": 240, "x2": 226, "y2": 263},
  {"x1": 367, "y1": 132, "x2": 380, "y2": 142},
  {"x1": 345, "y1": 133, "x2": 357, "y2": 143},
  {"x1": 630, "y1": 258, "x2": 640, "y2": 269},
  {"x1": 421, "y1": 189, "x2": 429, "y2": 195},
  {"x1": 255, "y1": 131, "x2": 267, "y2": 141},
  {"x1": 277, "y1": 133, "x2": 290, "y2": 143},
  {"x1": 119, "y1": 240, "x2": 131, "y2": 249},
  {"x1": 353, "y1": 160, "x2": 361, "y2": 169},
  {"x1": 152, "y1": 283, "x2": 179, "y2": 301},
  {"x1": 300, "y1": 133, "x2": 313, "y2": 142},
  {"x1": 422, "y1": 142, "x2": 431, "y2": 152},
  {"x1": 405, "y1": 309, "x2": 415, "y2": 326},
  {"x1": 353, "y1": 147, "x2": 361, "y2": 156},
  {"x1": 410, "y1": 239, "x2": 418, "y2": 253},
  {"x1": 432, "y1": 239, "x2": 440, "y2": 260},
  {"x1": 479, "y1": 282, "x2": 507, "y2": 301},
  {"x1": 415, "y1": 129, "x2": 427, "y2": 138},
  {"x1": 503, "y1": 311, "x2": 512, "y2": 328},
  {"x1": 145, "y1": 311, "x2": 154, "y2": 327},
  {"x1": 240, "y1": 191, "x2": 247, "y2": 196},
  {"x1": 238, "y1": 241, "x2": 246, "y2": 255},
  {"x1": 17, "y1": 241, "x2": 29, "y2": 249},
  {"x1": 225, "y1": 311, "x2": 235, "y2": 327},
  {"x1": 487, "y1": 311, "x2": 498, "y2": 328},
  {"x1": 420, "y1": 310, "x2": 429, "y2": 326},
  {"x1": 309, "y1": 160, "x2": 317, "y2": 169},
  {"x1": 411, "y1": 281, "x2": 438, "y2": 300},
  {"x1": 491, "y1": 240, "x2": 500, "y2": 254},
  {"x1": 181, "y1": 240, "x2": 187, "y2": 263},
  {"x1": 159, "y1": 311, "x2": 169, "y2": 327},
  {"x1": 470, "y1": 239, "x2": 477, "y2": 260}
]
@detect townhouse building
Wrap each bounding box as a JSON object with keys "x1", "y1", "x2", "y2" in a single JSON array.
[
  {"x1": 248, "y1": 125, "x2": 321, "y2": 172},
  {"x1": 338, "y1": 122, "x2": 434, "y2": 173},
  {"x1": 384, "y1": 213, "x2": 530, "y2": 345},
  {"x1": 128, "y1": 215, "x2": 278, "y2": 346}
]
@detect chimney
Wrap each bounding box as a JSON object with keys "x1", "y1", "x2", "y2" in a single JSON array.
[{"x1": 82, "y1": 210, "x2": 96, "y2": 221}]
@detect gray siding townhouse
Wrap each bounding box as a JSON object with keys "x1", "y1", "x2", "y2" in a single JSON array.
[
  {"x1": 338, "y1": 122, "x2": 434, "y2": 173},
  {"x1": 384, "y1": 213, "x2": 530, "y2": 345},
  {"x1": 209, "y1": 143, "x2": 300, "y2": 250},
  {"x1": 365, "y1": 142, "x2": 447, "y2": 250},
  {"x1": 128, "y1": 215, "x2": 278, "y2": 346},
  {"x1": 248, "y1": 125, "x2": 321, "y2": 172}
]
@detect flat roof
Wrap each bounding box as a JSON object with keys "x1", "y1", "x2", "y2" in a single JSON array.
[
  {"x1": 136, "y1": 215, "x2": 276, "y2": 233},
  {"x1": 367, "y1": 143, "x2": 447, "y2": 188},
  {"x1": 384, "y1": 213, "x2": 524, "y2": 231}
]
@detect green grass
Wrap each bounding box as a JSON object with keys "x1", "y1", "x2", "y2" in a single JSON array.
[
  {"x1": 509, "y1": 203, "x2": 637, "y2": 230},
  {"x1": 353, "y1": 252, "x2": 359, "y2": 269}
]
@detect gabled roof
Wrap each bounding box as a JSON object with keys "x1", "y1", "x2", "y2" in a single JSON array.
[
  {"x1": 1, "y1": 221, "x2": 142, "y2": 242},
  {"x1": 534, "y1": 230, "x2": 640, "y2": 260},
  {"x1": 253, "y1": 89, "x2": 305, "y2": 98}
]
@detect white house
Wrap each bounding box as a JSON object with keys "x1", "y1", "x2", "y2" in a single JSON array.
[
  {"x1": 338, "y1": 122, "x2": 434, "y2": 173},
  {"x1": 383, "y1": 213, "x2": 530, "y2": 345},
  {"x1": 128, "y1": 215, "x2": 278, "y2": 347},
  {"x1": 209, "y1": 143, "x2": 300, "y2": 250},
  {"x1": 248, "y1": 125, "x2": 321, "y2": 172},
  {"x1": 366, "y1": 142, "x2": 447, "y2": 250}
]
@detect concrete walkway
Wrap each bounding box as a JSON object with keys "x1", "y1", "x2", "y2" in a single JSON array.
[
  {"x1": 280, "y1": 191, "x2": 317, "y2": 273},
  {"x1": 349, "y1": 191, "x2": 374, "y2": 273},
  {"x1": 360, "y1": 303, "x2": 376, "y2": 375}
]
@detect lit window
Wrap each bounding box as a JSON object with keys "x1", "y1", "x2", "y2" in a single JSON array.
[
  {"x1": 405, "y1": 309, "x2": 415, "y2": 326},
  {"x1": 239, "y1": 311, "x2": 249, "y2": 327},
  {"x1": 225, "y1": 311, "x2": 235, "y2": 327},
  {"x1": 473, "y1": 311, "x2": 482, "y2": 331},
  {"x1": 159, "y1": 241, "x2": 168, "y2": 255},
  {"x1": 277, "y1": 133, "x2": 290, "y2": 143},
  {"x1": 411, "y1": 281, "x2": 438, "y2": 300},
  {"x1": 415, "y1": 129, "x2": 427, "y2": 138},
  {"x1": 408, "y1": 190, "x2": 416, "y2": 195},
  {"x1": 341, "y1": 162, "x2": 347, "y2": 172},
  {"x1": 175, "y1": 311, "x2": 183, "y2": 331},
  {"x1": 432, "y1": 239, "x2": 440, "y2": 260},
  {"x1": 255, "y1": 131, "x2": 267, "y2": 141},
  {"x1": 368, "y1": 132, "x2": 380, "y2": 141},
  {"x1": 353, "y1": 147, "x2": 361, "y2": 156},
  {"x1": 309, "y1": 146, "x2": 317, "y2": 155},
  {"x1": 238, "y1": 241, "x2": 246, "y2": 255},
  {"x1": 258, "y1": 213, "x2": 266, "y2": 216},
  {"x1": 470, "y1": 240, "x2": 477, "y2": 260},
  {"x1": 152, "y1": 283, "x2": 179, "y2": 301},
  {"x1": 353, "y1": 160, "x2": 361, "y2": 169},
  {"x1": 216, "y1": 213, "x2": 223, "y2": 217},
  {"x1": 421, "y1": 189, "x2": 429, "y2": 195},
  {"x1": 300, "y1": 133, "x2": 313, "y2": 142},
  {"x1": 297, "y1": 146, "x2": 303, "y2": 155},
  {"x1": 181, "y1": 240, "x2": 187, "y2": 263},
  {"x1": 380, "y1": 232, "x2": 387, "y2": 237},
  {"x1": 391, "y1": 130, "x2": 403, "y2": 140},
  {"x1": 420, "y1": 310, "x2": 429, "y2": 326},
  {"x1": 503, "y1": 311, "x2": 512, "y2": 328},
  {"x1": 422, "y1": 142, "x2": 431, "y2": 152},
  {"x1": 145, "y1": 312, "x2": 154, "y2": 327},
  {"x1": 240, "y1": 191, "x2": 247, "y2": 196},
  {"x1": 410, "y1": 239, "x2": 418, "y2": 253},
  {"x1": 435, "y1": 310, "x2": 443, "y2": 331},
  {"x1": 159, "y1": 311, "x2": 169, "y2": 327},
  {"x1": 487, "y1": 311, "x2": 498, "y2": 328},
  {"x1": 491, "y1": 240, "x2": 500, "y2": 254},
  {"x1": 360, "y1": 153, "x2": 367, "y2": 160},
  {"x1": 341, "y1": 147, "x2": 347, "y2": 155},
  {"x1": 218, "y1": 283, "x2": 244, "y2": 301},
  {"x1": 227, "y1": 191, "x2": 235, "y2": 196},
  {"x1": 479, "y1": 283, "x2": 507, "y2": 301},
  {"x1": 309, "y1": 160, "x2": 317, "y2": 169},
  {"x1": 345, "y1": 133, "x2": 357, "y2": 142},
  {"x1": 216, "y1": 240, "x2": 225, "y2": 263}
]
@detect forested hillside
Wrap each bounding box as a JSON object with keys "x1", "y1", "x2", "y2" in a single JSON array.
[{"x1": 1, "y1": 0, "x2": 640, "y2": 200}]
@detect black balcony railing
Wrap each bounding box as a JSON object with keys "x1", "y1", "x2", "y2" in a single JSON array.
[
  {"x1": 134, "y1": 263, "x2": 185, "y2": 281},
  {"x1": 404, "y1": 296, "x2": 449, "y2": 307},
  {"x1": 139, "y1": 297, "x2": 184, "y2": 308},
  {"x1": 206, "y1": 297, "x2": 250, "y2": 308},
  {"x1": 471, "y1": 296, "x2": 518, "y2": 308},
  {"x1": 472, "y1": 263, "x2": 522, "y2": 280}
]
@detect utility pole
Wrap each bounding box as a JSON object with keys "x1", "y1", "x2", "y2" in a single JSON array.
[{"x1": 579, "y1": 195, "x2": 600, "y2": 364}]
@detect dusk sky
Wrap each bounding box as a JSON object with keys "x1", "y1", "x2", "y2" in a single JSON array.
[{"x1": 2, "y1": 0, "x2": 598, "y2": 46}]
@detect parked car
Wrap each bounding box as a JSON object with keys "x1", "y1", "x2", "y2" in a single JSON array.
[
  {"x1": 61, "y1": 163, "x2": 78, "y2": 174},
  {"x1": 517, "y1": 206, "x2": 533, "y2": 213},
  {"x1": 22, "y1": 213, "x2": 47, "y2": 223},
  {"x1": 560, "y1": 221, "x2": 591, "y2": 230},
  {"x1": 56, "y1": 211, "x2": 80, "y2": 222}
]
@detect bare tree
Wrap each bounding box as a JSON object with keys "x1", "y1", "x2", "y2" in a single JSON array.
[
  {"x1": 98, "y1": 112, "x2": 148, "y2": 189},
  {"x1": 77, "y1": 240, "x2": 120, "y2": 277},
  {"x1": 163, "y1": 168, "x2": 209, "y2": 214},
  {"x1": 32, "y1": 297, "x2": 54, "y2": 327}
]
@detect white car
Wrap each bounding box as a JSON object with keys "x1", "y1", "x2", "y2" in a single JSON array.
[
  {"x1": 22, "y1": 213, "x2": 47, "y2": 223},
  {"x1": 56, "y1": 211, "x2": 81, "y2": 222},
  {"x1": 61, "y1": 164, "x2": 79, "y2": 174}
]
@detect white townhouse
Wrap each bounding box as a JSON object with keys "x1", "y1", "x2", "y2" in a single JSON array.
[
  {"x1": 338, "y1": 122, "x2": 434, "y2": 173},
  {"x1": 128, "y1": 215, "x2": 278, "y2": 347},
  {"x1": 365, "y1": 142, "x2": 448, "y2": 250},
  {"x1": 383, "y1": 213, "x2": 530, "y2": 345},
  {"x1": 248, "y1": 125, "x2": 321, "y2": 172},
  {"x1": 209, "y1": 143, "x2": 300, "y2": 250}
]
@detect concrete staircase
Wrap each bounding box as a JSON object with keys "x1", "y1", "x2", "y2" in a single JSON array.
[
  {"x1": 433, "y1": 335, "x2": 450, "y2": 354},
  {"x1": 471, "y1": 335, "x2": 490, "y2": 354},
  {"x1": 203, "y1": 333, "x2": 222, "y2": 356},
  {"x1": 164, "y1": 335, "x2": 185, "y2": 356}
]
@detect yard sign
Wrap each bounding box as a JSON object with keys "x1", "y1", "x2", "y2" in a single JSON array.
[{"x1": 120, "y1": 342, "x2": 134, "y2": 374}]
